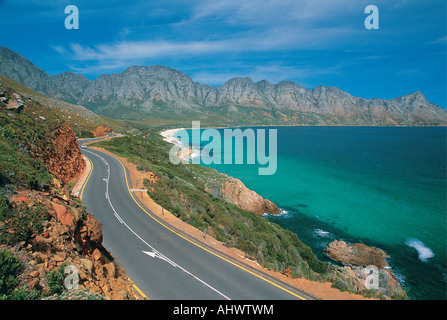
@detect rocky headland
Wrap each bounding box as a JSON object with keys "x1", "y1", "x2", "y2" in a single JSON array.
[
  {"x1": 160, "y1": 128, "x2": 281, "y2": 215},
  {"x1": 325, "y1": 240, "x2": 407, "y2": 299},
  {"x1": 206, "y1": 176, "x2": 281, "y2": 215},
  {"x1": 325, "y1": 240, "x2": 389, "y2": 268}
]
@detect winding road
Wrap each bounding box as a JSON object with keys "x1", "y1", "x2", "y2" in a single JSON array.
[{"x1": 79, "y1": 146, "x2": 315, "y2": 300}]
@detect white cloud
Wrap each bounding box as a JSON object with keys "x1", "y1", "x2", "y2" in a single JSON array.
[
  {"x1": 190, "y1": 0, "x2": 360, "y2": 26},
  {"x1": 50, "y1": 45, "x2": 67, "y2": 55},
  {"x1": 63, "y1": 22, "x2": 356, "y2": 64},
  {"x1": 429, "y1": 36, "x2": 447, "y2": 44},
  {"x1": 69, "y1": 40, "x2": 233, "y2": 61}
]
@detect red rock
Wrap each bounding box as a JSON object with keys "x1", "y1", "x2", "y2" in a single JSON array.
[
  {"x1": 47, "y1": 259, "x2": 56, "y2": 271},
  {"x1": 53, "y1": 253, "x2": 66, "y2": 262},
  {"x1": 51, "y1": 202, "x2": 73, "y2": 226},
  {"x1": 27, "y1": 278, "x2": 39, "y2": 290},
  {"x1": 209, "y1": 177, "x2": 281, "y2": 215},
  {"x1": 92, "y1": 248, "x2": 101, "y2": 261},
  {"x1": 11, "y1": 195, "x2": 30, "y2": 204},
  {"x1": 30, "y1": 270, "x2": 40, "y2": 278},
  {"x1": 43, "y1": 122, "x2": 86, "y2": 184},
  {"x1": 325, "y1": 240, "x2": 389, "y2": 268},
  {"x1": 91, "y1": 125, "x2": 112, "y2": 137}
]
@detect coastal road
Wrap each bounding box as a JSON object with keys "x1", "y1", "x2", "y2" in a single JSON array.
[
  {"x1": 77, "y1": 133, "x2": 123, "y2": 145},
  {"x1": 80, "y1": 147, "x2": 315, "y2": 300}
]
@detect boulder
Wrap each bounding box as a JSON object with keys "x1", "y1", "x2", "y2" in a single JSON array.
[
  {"x1": 325, "y1": 240, "x2": 388, "y2": 268},
  {"x1": 11, "y1": 195, "x2": 31, "y2": 204},
  {"x1": 51, "y1": 202, "x2": 73, "y2": 227},
  {"x1": 206, "y1": 177, "x2": 281, "y2": 215}
]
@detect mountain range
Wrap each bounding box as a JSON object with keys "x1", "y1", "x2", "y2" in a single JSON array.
[{"x1": 0, "y1": 46, "x2": 445, "y2": 126}]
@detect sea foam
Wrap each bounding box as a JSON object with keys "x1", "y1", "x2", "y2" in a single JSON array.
[
  {"x1": 404, "y1": 238, "x2": 435, "y2": 262},
  {"x1": 263, "y1": 209, "x2": 289, "y2": 217},
  {"x1": 313, "y1": 229, "x2": 333, "y2": 238}
]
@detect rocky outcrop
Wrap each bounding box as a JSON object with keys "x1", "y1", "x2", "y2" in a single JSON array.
[
  {"x1": 91, "y1": 125, "x2": 112, "y2": 137},
  {"x1": 44, "y1": 122, "x2": 85, "y2": 184},
  {"x1": 325, "y1": 240, "x2": 407, "y2": 299},
  {"x1": 206, "y1": 177, "x2": 281, "y2": 215},
  {"x1": 3, "y1": 184, "x2": 143, "y2": 300},
  {"x1": 325, "y1": 240, "x2": 388, "y2": 268}
]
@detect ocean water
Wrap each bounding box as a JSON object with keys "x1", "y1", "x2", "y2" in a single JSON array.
[{"x1": 179, "y1": 126, "x2": 446, "y2": 300}]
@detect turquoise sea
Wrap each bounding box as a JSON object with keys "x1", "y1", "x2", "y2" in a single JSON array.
[{"x1": 182, "y1": 126, "x2": 446, "y2": 300}]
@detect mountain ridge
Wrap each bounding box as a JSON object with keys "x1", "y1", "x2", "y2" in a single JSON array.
[{"x1": 0, "y1": 46, "x2": 445, "y2": 126}]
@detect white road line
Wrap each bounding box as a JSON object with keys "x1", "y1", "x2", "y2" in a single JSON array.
[{"x1": 83, "y1": 149, "x2": 231, "y2": 300}]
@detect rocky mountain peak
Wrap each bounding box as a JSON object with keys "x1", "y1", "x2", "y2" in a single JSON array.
[{"x1": 0, "y1": 47, "x2": 445, "y2": 126}]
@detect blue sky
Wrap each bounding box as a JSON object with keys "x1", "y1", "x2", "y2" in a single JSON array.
[{"x1": 0, "y1": 0, "x2": 446, "y2": 107}]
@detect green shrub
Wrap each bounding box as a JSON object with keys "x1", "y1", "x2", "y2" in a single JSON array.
[
  {"x1": 46, "y1": 263, "x2": 67, "y2": 295},
  {"x1": 0, "y1": 194, "x2": 12, "y2": 220},
  {"x1": 0, "y1": 249, "x2": 22, "y2": 297},
  {"x1": 79, "y1": 130, "x2": 94, "y2": 138},
  {"x1": 391, "y1": 293, "x2": 409, "y2": 300},
  {"x1": 8, "y1": 286, "x2": 40, "y2": 300},
  {"x1": 307, "y1": 258, "x2": 329, "y2": 275},
  {"x1": 0, "y1": 111, "x2": 53, "y2": 189},
  {"x1": 0, "y1": 204, "x2": 46, "y2": 245},
  {"x1": 331, "y1": 278, "x2": 349, "y2": 292}
]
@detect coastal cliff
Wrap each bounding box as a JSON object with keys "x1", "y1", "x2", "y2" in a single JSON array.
[
  {"x1": 160, "y1": 129, "x2": 281, "y2": 215},
  {"x1": 206, "y1": 176, "x2": 281, "y2": 215}
]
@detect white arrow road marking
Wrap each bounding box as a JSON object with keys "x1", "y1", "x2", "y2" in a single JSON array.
[
  {"x1": 142, "y1": 250, "x2": 230, "y2": 299},
  {"x1": 143, "y1": 250, "x2": 156, "y2": 258},
  {"x1": 84, "y1": 149, "x2": 231, "y2": 300},
  {"x1": 142, "y1": 250, "x2": 176, "y2": 267}
]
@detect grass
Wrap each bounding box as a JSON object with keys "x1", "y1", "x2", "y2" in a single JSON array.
[
  {"x1": 0, "y1": 107, "x2": 54, "y2": 189},
  {"x1": 0, "y1": 75, "x2": 133, "y2": 136}
]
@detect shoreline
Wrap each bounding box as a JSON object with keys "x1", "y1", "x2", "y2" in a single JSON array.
[
  {"x1": 87, "y1": 145, "x2": 372, "y2": 300},
  {"x1": 157, "y1": 126, "x2": 413, "y2": 299}
]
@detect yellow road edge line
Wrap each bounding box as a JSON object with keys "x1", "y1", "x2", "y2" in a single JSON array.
[
  {"x1": 80, "y1": 156, "x2": 94, "y2": 201},
  {"x1": 110, "y1": 153, "x2": 307, "y2": 301},
  {"x1": 133, "y1": 283, "x2": 149, "y2": 300},
  {"x1": 82, "y1": 153, "x2": 152, "y2": 300}
]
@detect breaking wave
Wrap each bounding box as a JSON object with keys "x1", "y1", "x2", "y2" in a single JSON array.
[
  {"x1": 263, "y1": 209, "x2": 290, "y2": 217},
  {"x1": 313, "y1": 228, "x2": 334, "y2": 238},
  {"x1": 404, "y1": 238, "x2": 434, "y2": 262}
]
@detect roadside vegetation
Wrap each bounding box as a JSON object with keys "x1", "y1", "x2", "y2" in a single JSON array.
[
  {"x1": 94, "y1": 131, "x2": 329, "y2": 279},
  {"x1": 0, "y1": 80, "x2": 108, "y2": 300}
]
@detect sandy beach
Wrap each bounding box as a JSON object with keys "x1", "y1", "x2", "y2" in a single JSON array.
[
  {"x1": 160, "y1": 128, "x2": 185, "y2": 144},
  {"x1": 160, "y1": 127, "x2": 199, "y2": 162}
]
